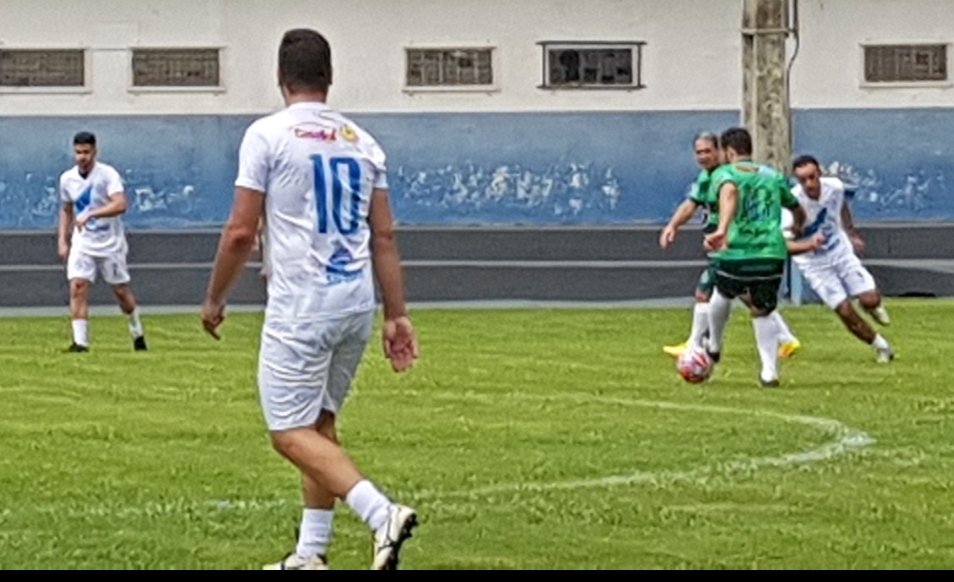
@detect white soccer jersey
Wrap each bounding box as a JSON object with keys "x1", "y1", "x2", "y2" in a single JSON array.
[
  {"x1": 58, "y1": 162, "x2": 128, "y2": 256},
  {"x1": 787, "y1": 177, "x2": 855, "y2": 268},
  {"x1": 235, "y1": 102, "x2": 388, "y2": 320}
]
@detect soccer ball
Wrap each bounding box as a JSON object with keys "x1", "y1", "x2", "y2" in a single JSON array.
[{"x1": 677, "y1": 347, "x2": 714, "y2": 384}]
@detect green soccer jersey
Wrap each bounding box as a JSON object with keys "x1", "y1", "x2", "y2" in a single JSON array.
[
  {"x1": 709, "y1": 161, "x2": 800, "y2": 261},
  {"x1": 688, "y1": 169, "x2": 719, "y2": 234}
]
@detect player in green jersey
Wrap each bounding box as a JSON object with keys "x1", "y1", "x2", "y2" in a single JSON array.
[
  {"x1": 703, "y1": 127, "x2": 811, "y2": 387},
  {"x1": 660, "y1": 132, "x2": 801, "y2": 360}
]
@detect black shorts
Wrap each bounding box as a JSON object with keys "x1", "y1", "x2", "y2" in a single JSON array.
[{"x1": 712, "y1": 258, "x2": 785, "y2": 313}]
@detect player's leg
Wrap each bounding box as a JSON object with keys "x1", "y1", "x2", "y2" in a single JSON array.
[
  {"x1": 772, "y1": 311, "x2": 801, "y2": 358},
  {"x1": 265, "y1": 415, "x2": 337, "y2": 571},
  {"x1": 261, "y1": 314, "x2": 416, "y2": 570},
  {"x1": 104, "y1": 253, "x2": 146, "y2": 351},
  {"x1": 806, "y1": 265, "x2": 893, "y2": 362},
  {"x1": 744, "y1": 264, "x2": 786, "y2": 387},
  {"x1": 323, "y1": 311, "x2": 417, "y2": 570},
  {"x1": 66, "y1": 248, "x2": 96, "y2": 352},
  {"x1": 844, "y1": 258, "x2": 890, "y2": 326},
  {"x1": 706, "y1": 263, "x2": 740, "y2": 363},
  {"x1": 664, "y1": 265, "x2": 715, "y2": 357},
  {"x1": 837, "y1": 261, "x2": 894, "y2": 361},
  {"x1": 689, "y1": 264, "x2": 717, "y2": 348}
]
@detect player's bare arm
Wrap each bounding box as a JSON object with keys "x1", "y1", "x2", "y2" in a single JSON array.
[
  {"x1": 58, "y1": 202, "x2": 74, "y2": 262},
  {"x1": 660, "y1": 199, "x2": 701, "y2": 249},
  {"x1": 75, "y1": 191, "x2": 128, "y2": 230},
  {"x1": 787, "y1": 233, "x2": 826, "y2": 255},
  {"x1": 369, "y1": 187, "x2": 419, "y2": 373},
  {"x1": 841, "y1": 199, "x2": 866, "y2": 253},
  {"x1": 202, "y1": 187, "x2": 264, "y2": 339},
  {"x1": 705, "y1": 182, "x2": 737, "y2": 251}
]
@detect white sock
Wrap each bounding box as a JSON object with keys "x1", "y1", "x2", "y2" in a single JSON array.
[
  {"x1": 296, "y1": 508, "x2": 334, "y2": 560},
  {"x1": 872, "y1": 334, "x2": 890, "y2": 350},
  {"x1": 688, "y1": 302, "x2": 710, "y2": 349},
  {"x1": 345, "y1": 480, "x2": 392, "y2": 534},
  {"x1": 72, "y1": 319, "x2": 89, "y2": 346},
  {"x1": 753, "y1": 316, "x2": 780, "y2": 382},
  {"x1": 771, "y1": 311, "x2": 796, "y2": 344},
  {"x1": 127, "y1": 308, "x2": 144, "y2": 338},
  {"x1": 707, "y1": 290, "x2": 732, "y2": 354}
]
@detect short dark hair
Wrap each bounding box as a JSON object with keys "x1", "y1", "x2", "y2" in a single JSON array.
[
  {"x1": 73, "y1": 131, "x2": 96, "y2": 147},
  {"x1": 719, "y1": 127, "x2": 753, "y2": 156},
  {"x1": 278, "y1": 29, "x2": 332, "y2": 93},
  {"x1": 792, "y1": 155, "x2": 821, "y2": 172},
  {"x1": 694, "y1": 131, "x2": 719, "y2": 148}
]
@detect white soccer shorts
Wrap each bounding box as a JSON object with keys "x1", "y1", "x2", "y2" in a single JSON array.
[
  {"x1": 67, "y1": 247, "x2": 131, "y2": 286},
  {"x1": 257, "y1": 310, "x2": 375, "y2": 432},
  {"x1": 800, "y1": 254, "x2": 877, "y2": 310}
]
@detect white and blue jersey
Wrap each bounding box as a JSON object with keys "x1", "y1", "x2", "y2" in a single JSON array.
[
  {"x1": 787, "y1": 177, "x2": 856, "y2": 268},
  {"x1": 235, "y1": 101, "x2": 389, "y2": 321},
  {"x1": 58, "y1": 162, "x2": 128, "y2": 257}
]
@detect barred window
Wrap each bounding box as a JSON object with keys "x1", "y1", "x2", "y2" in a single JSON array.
[
  {"x1": 406, "y1": 48, "x2": 493, "y2": 87},
  {"x1": 540, "y1": 42, "x2": 646, "y2": 89},
  {"x1": 0, "y1": 49, "x2": 85, "y2": 87},
  {"x1": 132, "y1": 48, "x2": 220, "y2": 87},
  {"x1": 864, "y1": 44, "x2": 948, "y2": 83}
]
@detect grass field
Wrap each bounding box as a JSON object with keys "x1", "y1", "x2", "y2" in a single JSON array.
[{"x1": 2, "y1": 299, "x2": 954, "y2": 570}]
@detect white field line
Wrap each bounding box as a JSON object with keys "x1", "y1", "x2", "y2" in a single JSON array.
[{"x1": 1, "y1": 392, "x2": 874, "y2": 521}]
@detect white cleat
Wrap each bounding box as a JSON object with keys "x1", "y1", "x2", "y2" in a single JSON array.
[
  {"x1": 877, "y1": 347, "x2": 895, "y2": 364},
  {"x1": 870, "y1": 306, "x2": 891, "y2": 326},
  {"x1": 371, "y1": 505, "x2": 418, "y2": 570},
  {"x1": 263, "y1": 553, "x2": 329, "y2": 570}
]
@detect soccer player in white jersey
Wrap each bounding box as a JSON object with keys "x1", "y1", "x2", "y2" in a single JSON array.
[
  {"x1": 784, "y1": 155, "x2": 894, "y2": 363},
  {"x1": 200, "y1": 29, "x2": 419, "y2": 571},
  {"x1": 57, "y1": 131, "x2": 147, "y2": 353}
]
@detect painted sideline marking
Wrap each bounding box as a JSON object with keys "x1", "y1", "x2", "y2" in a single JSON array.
[{"x1": 5, "y1": 392, "x2": 874, "y2": 519}]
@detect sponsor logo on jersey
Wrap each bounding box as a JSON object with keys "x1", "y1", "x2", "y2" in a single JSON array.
[
  {"x1": 326, "y1": 245, "x2": 363, "y2": 285},
  {"x1": 294, "y1": 125, "x2": 337, "y2": 141}
]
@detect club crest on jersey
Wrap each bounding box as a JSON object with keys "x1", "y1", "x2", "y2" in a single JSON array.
[
  {"x1": 341, "y1": 125, "x2": 358, "y2": 143},
  {"x1": 294, "y1": 125, "x2": 337, "y2": 141}
]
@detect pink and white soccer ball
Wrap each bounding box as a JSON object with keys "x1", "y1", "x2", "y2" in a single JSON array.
[{"x1": 677, "y1": 347, "x2": 714, "y2": 383}]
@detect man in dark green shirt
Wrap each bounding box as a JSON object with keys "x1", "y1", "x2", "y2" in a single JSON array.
[{"x1": 703, "y1": 127, "x2": 809, "y2": 388}]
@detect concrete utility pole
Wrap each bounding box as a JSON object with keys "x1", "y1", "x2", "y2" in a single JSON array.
[{"x1": 742, "y1": 0, "x2": 794, "y2": 173}]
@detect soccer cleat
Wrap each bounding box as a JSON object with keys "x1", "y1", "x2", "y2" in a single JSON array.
[
  {"x1": 663, "y1": 341, "x2": 689, "y2": 358},
  {"x1": 706, "y1": 350, "x2": 721, "y2": 364},
  {"x1": 876, "y1": 347, "x2": 895, "y2": 364},
  {"x1": 371, "y1": 505, "x2": 418, "y2": 570},
  {"x1": 133, "y1": 336, "x2": 148, "y2": 351},
  {"x1": 760, "y1": 378, "x2": 780, "y2": 388},
  {"x1": 262, "y1": 553, "x2": 329, "y2": 570},
  {"x1": 778, "y1": 339, "x2": 801, "y2": 359},
  {"x1": 66, "y1": 343, "x2": 89, "y2": 353},
  {"x1": 870, "y1": 306, "x2": 891, "y2": 326}
]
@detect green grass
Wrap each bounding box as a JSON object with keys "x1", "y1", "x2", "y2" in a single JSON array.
[{"x1": 2, "y1": 299, "x2": 954, "y2": 569}]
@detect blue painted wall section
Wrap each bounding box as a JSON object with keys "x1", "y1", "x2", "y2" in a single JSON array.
[{"x1": 1, "y1": 108, "x2": 952, "y2": 229}]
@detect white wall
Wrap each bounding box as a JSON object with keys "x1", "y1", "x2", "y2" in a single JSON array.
[
  {"x1": 0, "y1": 0, "x2": 951, "y2": 116},
  {"x1": 790, "y1": 0, "x2": 954, "y2": 108},
  {"x1": 0, "y1": 0, "x2": 740, "y2": 115}
]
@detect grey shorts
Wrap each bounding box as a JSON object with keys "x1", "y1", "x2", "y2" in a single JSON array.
[{"x1": 257, "y1": 310, "x2": 375, "y2": 432}]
